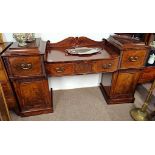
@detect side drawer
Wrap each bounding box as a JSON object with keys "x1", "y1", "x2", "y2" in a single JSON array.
[
  {"x1": 4, "y1": 56, "x2": 45, "y2": 78},
  {"x1": 45, "y1": 62, "x2": 74, "y2": 76},
  {"x1": 92, "y1": 58, "x2": 118, "y2": 73},
  {"x1": 120, "y1": 50, "x2": 147, "y2": 69},
  {"x1": 138, "y1": 67, "x2": 155, "y2": 84}
]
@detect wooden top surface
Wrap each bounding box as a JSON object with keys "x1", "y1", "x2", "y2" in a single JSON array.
[
  {"x1": 46, "y1": 46, "x2": 116, "y2": 62},
  {"x1": 45, "y1": 36, "x2": 119, "y2": 63},
  {"x1": 108, "y1": 35, "x2": 148, "y2": 50},
  {"x1": 1, "y1": 38, "x2": 46, "y2": 56},
  {"x1": 10, "y1": 39, "x2": 39, "y2": 49}
]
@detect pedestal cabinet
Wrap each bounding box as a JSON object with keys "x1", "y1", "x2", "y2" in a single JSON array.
[
  {"x1": 2, "y1": 39, "x2": 53, "y2": 116},
  {"x1": 101, "y1": 69, "x2": 141, "y2": 104},
  {"x1": 100, "y1": 35, "x2": 149, "y2": 104}
]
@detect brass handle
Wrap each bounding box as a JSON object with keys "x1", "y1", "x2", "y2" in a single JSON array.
[
  {"x1": 128, "y1": 56, "x2": 139, "y2": 62},
  {"x1": 55, "y1": 67, "x2": 65, "y2": 73},
  {"x1": 102, "y1": 63, "x2": 112, "y2": 69},
  {"x1": 18, "y1": 63, "x2": 32, "y2": 70}
]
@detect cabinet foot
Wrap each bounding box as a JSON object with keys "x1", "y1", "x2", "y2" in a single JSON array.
[
  {"x1": 100, "y1": 83, "x2": 135, "y2": 104},
  {"x1": 15, "y1": 108, "x2": 53, "y2": 117}
]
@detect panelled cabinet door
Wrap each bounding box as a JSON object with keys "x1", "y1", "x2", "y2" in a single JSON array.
[
  {"x1": 13, "y1": 78, "x2": 52, "y2": 116},
  {"x1": 110, "y1": 70, "x2": 141, "y2": 96}
]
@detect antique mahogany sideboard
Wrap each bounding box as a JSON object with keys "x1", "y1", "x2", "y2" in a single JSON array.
[{"x1": 0, "y1": 34, "x2": 154, "y2": 117}]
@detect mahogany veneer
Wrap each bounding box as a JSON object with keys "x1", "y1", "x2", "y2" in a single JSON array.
[
  {"x1": 100, "y1": 35, "x2": 149, "y2": 104},
  {"x1": 45, "y1": 37, "x2": 119, "y2": 77},
  {"x1": 2, "y1": 39, "x2": 53, "y2": 117},
  {"x1": 0, "y1": 35, "x2": 151, "y2": 117},
  {"x1": 120, "y1": 49, "x2": 147, "y2": 69},
  {"x1": 100, "y1": 69, "x2": 141, "y2": 104},
  {"x1": 92, "y1": 58, "x2": 119, "y2": 73},
  {"x1": 13, "y1": 78, "x2": 52, "y2": 117},
  {"x1": 5, "y1": 56, "x2": 45, "y2": 78},
  {"x1": 138, "y1": 66, "x2": 155, "y2": 84},
  {"x1": 0, "y1": 43, "x2": 16, "y2": 109}
]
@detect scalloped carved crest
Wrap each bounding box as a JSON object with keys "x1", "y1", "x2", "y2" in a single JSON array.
[{"x1": 46, "y1": 37, "x2": 102, "y2": 49}]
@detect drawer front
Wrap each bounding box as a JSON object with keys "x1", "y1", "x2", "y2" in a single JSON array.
[
  {"x1": 7, "y1": 56, "x2": 44, "y2": 78},
  {"x1": 120, "y1": 50, "x2": 147, "y2": 69},
  {"x1": 138, "y1": 67, "x2": 155, "y2": 84},
  {"x1": 45, "y1": 63, "x2": 74, "y2": 76},
  {"x1": 92, "y1": 58, "x2": 118, "y2": 73},
  {"x1": 75, "y1": 61, "x2": 92, "y2": 74}
]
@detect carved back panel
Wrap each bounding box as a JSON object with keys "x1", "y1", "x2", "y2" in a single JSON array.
[{"x1": 46, "y1": 36, "x2": 104, "y2": 51}]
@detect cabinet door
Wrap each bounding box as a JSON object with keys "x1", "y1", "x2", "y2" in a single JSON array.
[
  {"x1": 110, "y1": 70, "x2": 141, "y2": 96},
  {"x1": 13, "y1": 78, "x2": 52, "y2": 116}
]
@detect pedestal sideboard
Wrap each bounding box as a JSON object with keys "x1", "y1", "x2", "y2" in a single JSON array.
[{"x1": 0, "y1": 34, "x2": 153, "y2": 117}]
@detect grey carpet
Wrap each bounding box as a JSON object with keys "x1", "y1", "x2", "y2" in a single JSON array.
[
  {"x1": 10, "y1": 87, "x2": 149, "y2": 121},
  {"x1": 137, "y1": 84, "x2": 155, "y2": 111}
]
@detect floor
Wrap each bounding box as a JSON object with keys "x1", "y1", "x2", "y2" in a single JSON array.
[{"x1": 10, "y1": 86, "x2": 150, "y2": 121}]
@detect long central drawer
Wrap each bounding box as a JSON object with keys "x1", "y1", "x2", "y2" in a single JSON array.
[{"x1": 45, "y1": 58, "x2": 119, "y2": 76}]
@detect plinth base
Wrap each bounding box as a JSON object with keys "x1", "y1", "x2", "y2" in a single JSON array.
[
  {"x1": 14, "y1": 88, "x2": 53, "y2": 117},
  {"x1": 100, "y1": 83, "x2": 135, "y2": 104}
]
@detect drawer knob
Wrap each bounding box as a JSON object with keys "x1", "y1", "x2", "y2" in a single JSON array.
[
  {"x1": 128, "y1": 56, "x2": 139, "y2": 62},
  {"x1": 55, "y1": 67, "x2": 65, "y2": 73},
  {"x1": 102, "y1": 63, "x2": 112, "y2": 69},
  {"x1": 18, "y1": 63, "x2": 32, "y2": 70}
]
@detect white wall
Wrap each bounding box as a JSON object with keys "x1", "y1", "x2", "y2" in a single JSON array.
[
  {"x1": 2, "y1": 33, "x2": 41, "y2": 42},
  {"x1": 3, "y1": 33, "x2": 112, "y2": 90},
  {"x1": 40, "y1": 33, "x2": 112, "y2": 42}
]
